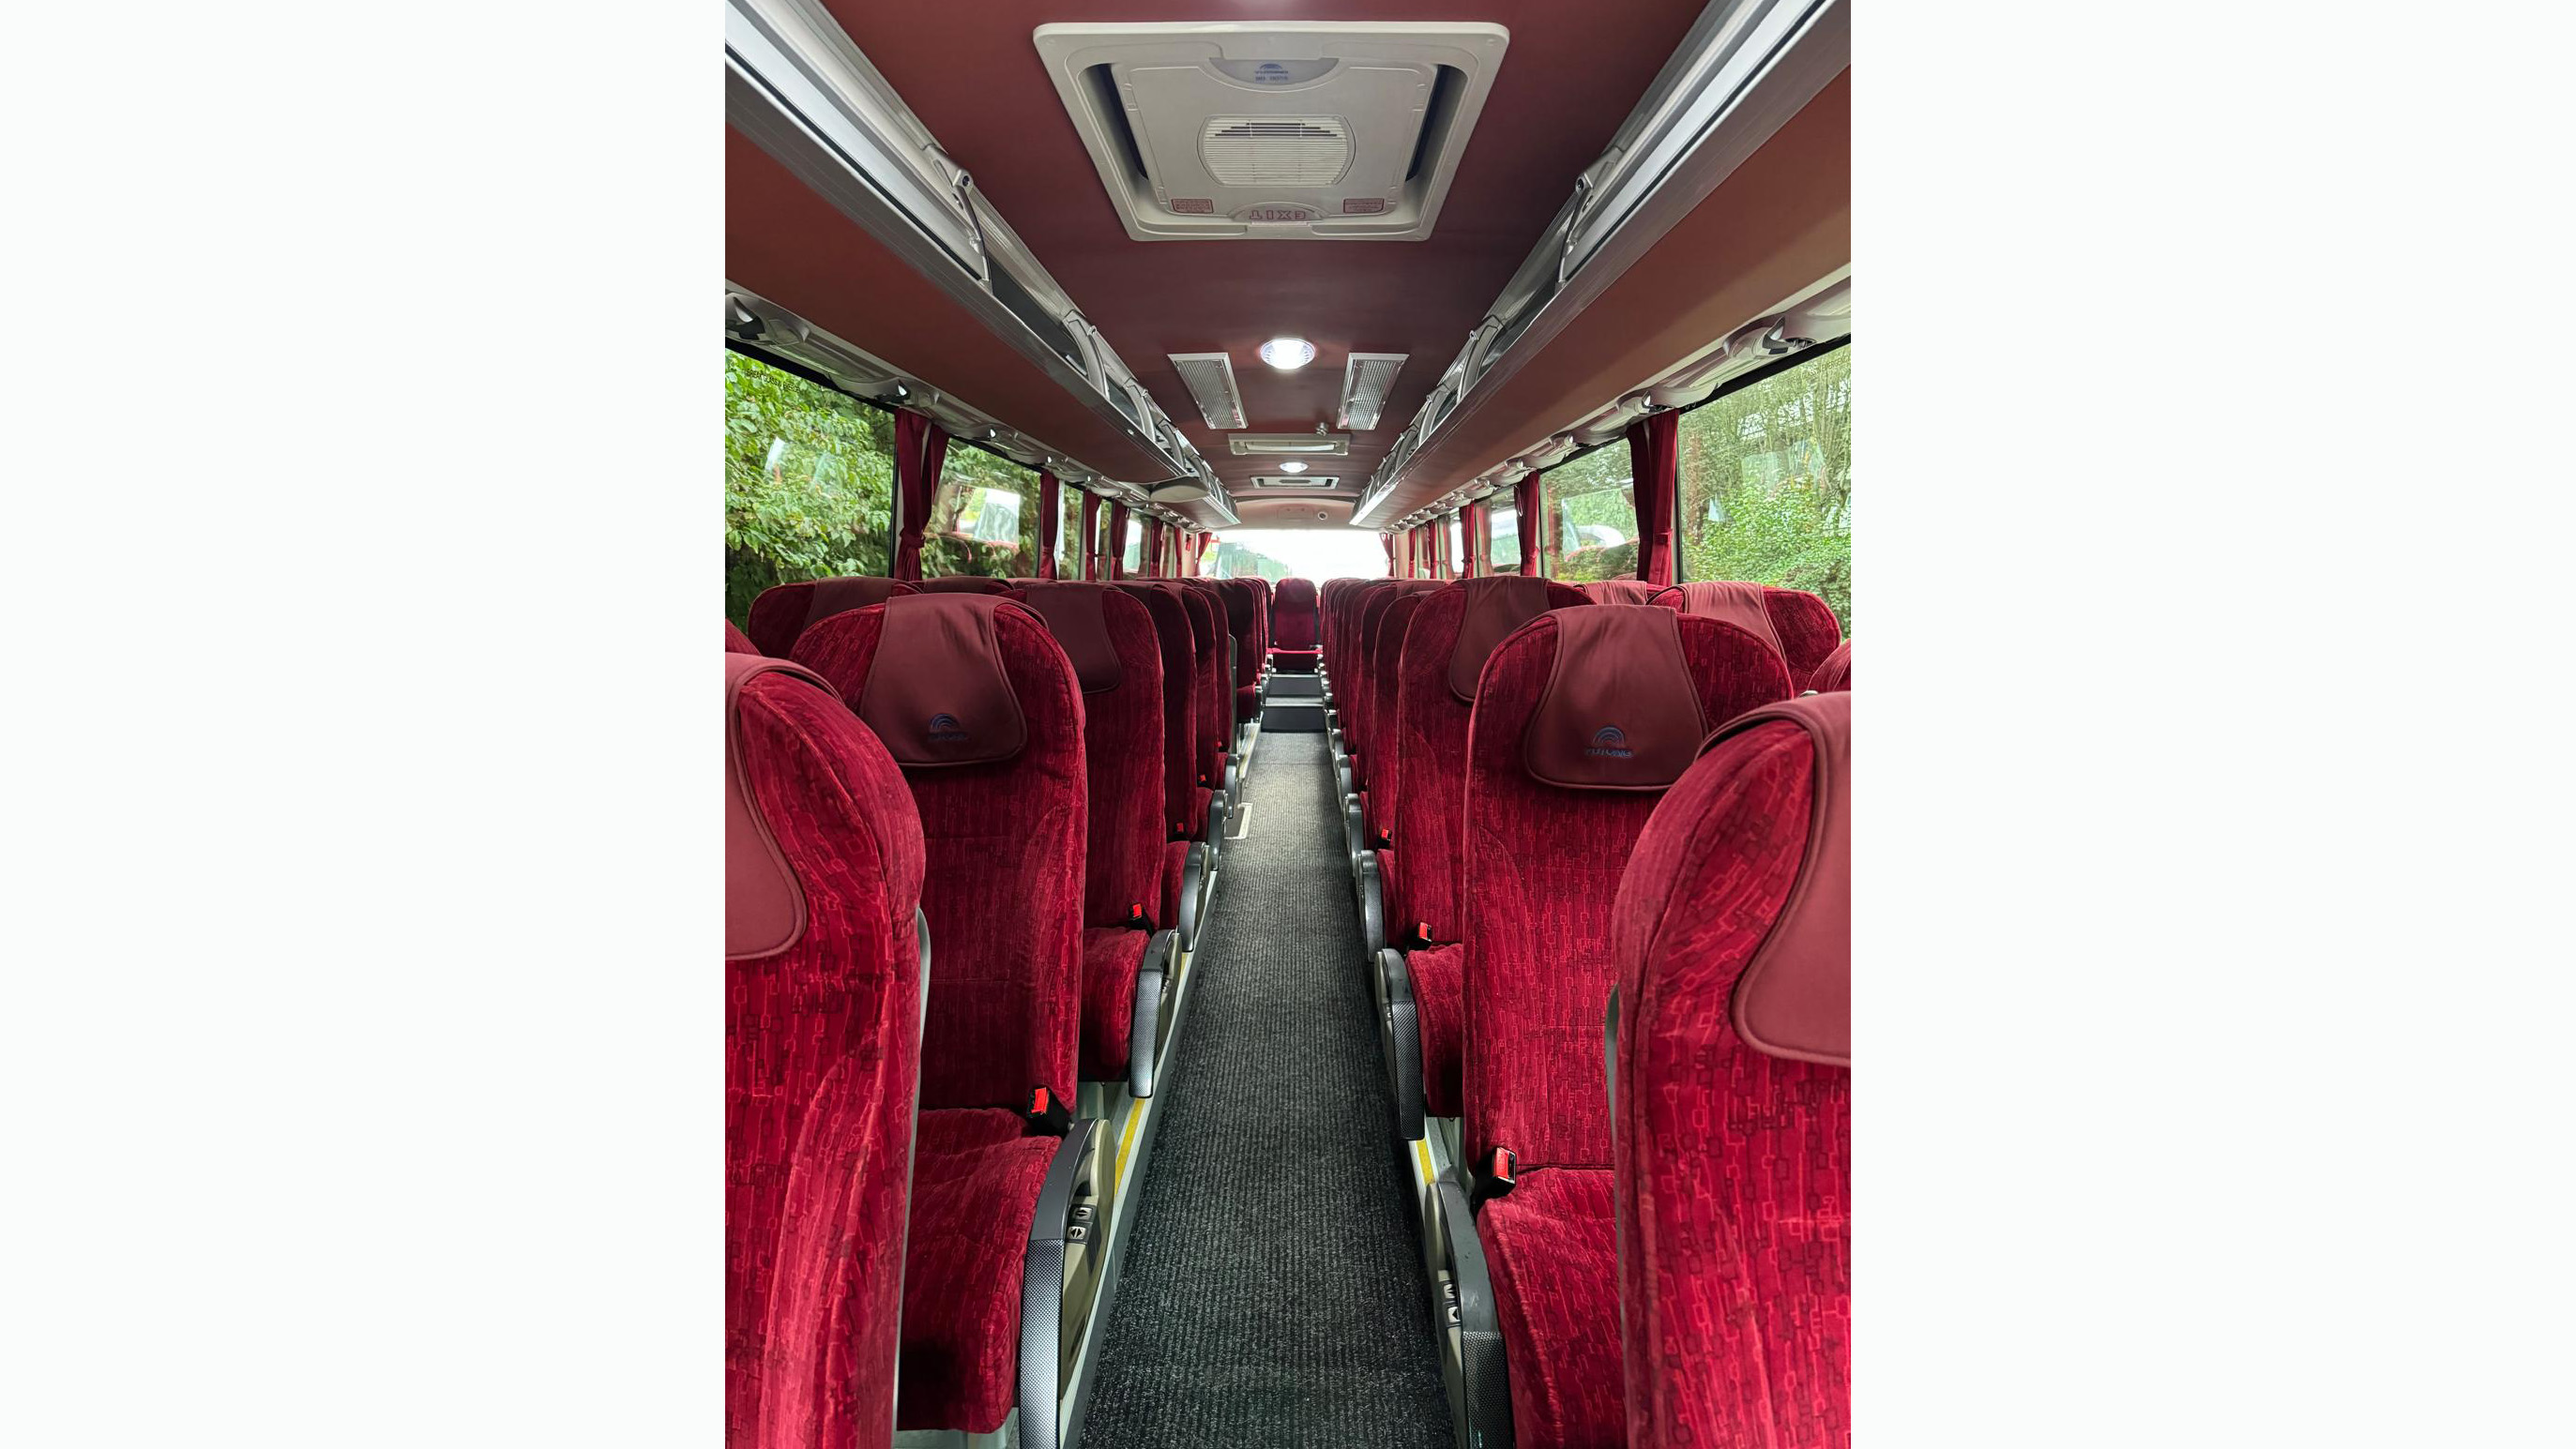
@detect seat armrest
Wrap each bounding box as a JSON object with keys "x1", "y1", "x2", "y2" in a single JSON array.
[
  {"x1": 1177, "y1": 842, "x2": 1208, "y2": 950},
  {"x1": 1356, "y1": 852, "x2": 1386, "y2": 959},
  {"x1": 1130, "y1": 928, "x2": 1180, "y2": 1097},
  {"x1": 1018, "y1": 1119, "x2": 1102, "y2": 1449},
  {"x1": 1433, "y1": 1179, "x2": 1513, "y2": 1449},
  {"x1": 1377, "y1": 947, "x2": 1425, "y2": 1140}
]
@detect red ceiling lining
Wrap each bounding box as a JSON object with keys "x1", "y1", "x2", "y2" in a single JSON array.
[{"x1": 814, "y1": 0, "x2": 1710, "y2": 503}]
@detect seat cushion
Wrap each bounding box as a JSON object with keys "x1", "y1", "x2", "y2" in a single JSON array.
[
  {"x1": 1081, "y1": 928, "x2": 1149, "y2": 1079},
  {"x1": 1162, "y1": 838, "x2": 1190, "y2": 934},
  {"x1": 1479, "y1": 1169, "x2": 1624, "y2": 1449},
  {"x1": 1407, "y1": 943, "x2": 1464, "y2": 1118},
  {"x1": 1235, "y1": 682, "x2": 1261, "y2": 723},
  {"x1": 898, "y1": 1109, "x2": 1061, "y2": 1432}
]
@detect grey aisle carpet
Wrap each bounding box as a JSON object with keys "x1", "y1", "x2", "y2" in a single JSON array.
[{"x1": 1079, "y1": 732, "x2": 1452, "y2": 1449}]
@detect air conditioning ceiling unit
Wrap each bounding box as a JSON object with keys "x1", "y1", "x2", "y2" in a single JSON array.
[
  {"x1": 1032, "y1": 22, "x2": 1510, "y2": 241},
  {"x1": 1229, "y1": 433, "x2": 1350, "y2": 456},
  {"x1": 1250, "y1": 475, "x2": 1340, "y2": 489}
]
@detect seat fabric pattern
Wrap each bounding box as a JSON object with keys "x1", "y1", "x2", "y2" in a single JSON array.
[
  {"x1": 1079, "y1": 927, "x2": 1151, "y2": 1081},
  {"x1": 1011, "y1": 585, "x2": 1164, "y2": 932},
  {"x1": 1460, "y1": 612, "x2": 1791, "y2": 1171},
  {"x1": 1271, "y1": 575, "x2": 1321, "y2": 659},
  {"x1": 1479, "y1": 1169, "x2": 1625, "y2": 1449},
  {"x1": 1173, "y1": 583, "x2": 1230, "y2": 785},
  {"x1": 792, "y1": 600, "x2": 1083, "y2": 1113},
  {"x1": 1762, "y1": 586, "x2": 1844, "y2": 684},
  {"x1": 745, "y1": 575, "x2": 917, "y2": 658},
  {"x1": 1809, "y1": 640, "x2": 1852, "y2": 694},
  {"x1": 1114, "y1": 583, "x2": 1205, "y2": 841},
  {"x1": 1406, "y1": 942, "x2": 1465, "y2": 1119},
  {"x1": 1360, "y1": 588, "x2": 1435, "y2": 839},
  {"x1": 897, "y1": 1108, "x2": 1064, "y2": 1433},
  {"x1": 724, "y1": 619, "x2": 760, "y2": 654},
  {"x1": 1612, "y1": 719, "x2": 1847, "y2": 1449},
  {"x1": 727, "y1": 668, "x2": 925, "y2": 1449},
  {"x1": 1580, "y1": 581, "x2": 1678, "y2": 607}
]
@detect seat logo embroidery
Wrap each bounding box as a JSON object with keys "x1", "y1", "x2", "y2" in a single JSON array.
[
  {"x1": 928, "y1": 712, "x2": 969, "y2": 744},
  {"x1": 1586, "y1": 725, "x2": 1633, "y2": 759}
]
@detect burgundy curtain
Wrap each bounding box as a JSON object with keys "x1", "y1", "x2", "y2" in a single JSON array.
[
  {"x1": 1382, "y1": 532, "x2": 1397, "y2": 577},
  {"x1": 1142, "y1": 517, "x2": 1166, "y2": 578},
  {"x1": 1513, "y1": 473, "x2": 1544, "y2": 576},
  {"x1": 1626, "y1": 410, "x2": 1678, "y2": 587},
  {"x1": 1080, "y1": 491, "x2": 1102, "y2": 581},
  {"x1": 1108, "y1": 501, "x2": 1130, "y2": 581},
  {"x1": 891, "y1": 410, "x2": 949, "y2": 581},
  {"x1": 1038, "y1": 469, "x2": 1061, "y2": 580},
  {"x1": 1462, "y1": 500, "x2": 1489, "y2": 577}
]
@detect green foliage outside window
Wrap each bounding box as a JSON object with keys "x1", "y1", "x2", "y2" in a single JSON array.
[
  {"x1": 725, "y1": 352, "x2": 894, "y2": 626},
  {"x1": 1545, "y1": 445, "x2": 1641, "y2": 582},
  {"x1": 1677, "y1": 344, "x2": 1851, "y2": 629}
]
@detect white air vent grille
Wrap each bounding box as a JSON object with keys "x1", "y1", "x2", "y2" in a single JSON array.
[
  {"x1": 1229, "y1": 432, "x2": 1351, "y2": 457},
  {"x1": 1201, "y1": 116, "x2": 1354, "y2": 187},
  {"x1": 1337, "y1": 352, "x2": 1407, "y2": 430},
  {"x1": 1251, "y1": 475, "x2": 1340, "y2": 489},
  {"x1": 1167, "y1": 352, "x2": 1247, "y2": 429}
]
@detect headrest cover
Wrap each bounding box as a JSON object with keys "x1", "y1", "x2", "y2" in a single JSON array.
[
  {"x1": 1716, "y1": 694, "x2": 1851, "y2": 1065},
  {"x1": 1583, "y1": 580, "x2": 1677, "y2": 607},
  {"x1": 1014, "y1": 582, "x2": 1123, "y2": 694},
  {"x1": 723, "y1": 620, "x2": 759, "y2": 655},
  {"x1": 803, "y1": 576, "x2": 911, "y2": 632},
  {"x1": 855, "y1": 596, "x2": 1029, "y2": 768},
  {"x1": 913, "y1": 576, "x2": 1014, "y2": 595},
  {"x1": 726, "y1": 653, "x2": 840, "y2": 960},
  {"x1": 1809, "y1": 640, "x2": 1853, "y2": 694},
  {"x1": 1523, "y1": 607, "x2": 1708, "y2": 791},
  {"x1": 1677, "y1": 581, "x2": 1786, "y2": 660},
  {"x1": 1447, "y1": 576, "x2": 1560, "y2": 702}
]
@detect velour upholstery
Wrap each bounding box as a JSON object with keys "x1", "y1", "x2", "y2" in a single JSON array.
[
  {"x1": 1271, "y1": 576, "x2": 1321, "y2": 657},
  {"x1": 1809, "y1": 640, "x2": 1852, "y2": 694},
  {"x1": 1406, "y1": 942, "x2": 1465, "y2": 1119},
  {"x1": 746, "y1": 575, "x2": 917, "y2": 658},
  {"x1": 1763, "y1": 586, "x2": 1845, "y2": 685},
  {"x1": 1479, "y1": 1169, "x2": 1626, "y2": 1449},
  {"x1": 1391, "y1": 580, "x2": 1589, "y2": 945},
  {"x1": 1523, "y1": 607, "x2": 1709, "y2": 792},
  {"x1": 792, "y1": 596, "x2": 1083, "y2": 1115},
  {"x1": 1611, "y1": 695, "x2": 1850, "y2": 1449},
  {"x1": 726, "y1": 655, "x2": 926, "y2": 1449},
  {"x1": 1235, "y1": 682, "x2": 1261, "y2": 727},
  {"x1": 914, "y1": 575, "x2": 1016, "y2": 595},
  {"x1": 1361, "y1": 588, "x2": 1434, "y2": 853},
  {"x1": 1215, "y1": 580, "x2": 1263, "y2": 703},
  {"x1": 1173, "y1": 582, "x2": 1230, "y2": 786},
  {"x1": 1080, "y1": 928, "x2": 1152, "y2": 1081},
  {"x1": 1114, "y1": 583, "x2": 1205, "y2": 843},
  {"x1": 1010, "y1": 584, "x2": 1162, "y2": 929},
  {"x1": 1011, "y1": 581, "x2": 1125, "y2": 694},
  {"x1": 1458, "y1": 610, "x2": 1791, "y2": 1175},
  {"x1": 1160, "y1": 838, "x2": 1192, "y2": 937},
  {"x1": 1580, "y1": 580, "x2": 1678, "y2": 607},
  {"x1": 1343, "y1": 581, "x2": 1405, "y2": 785},
  {"x1": 896, "y1": 1109, "x2": 1064, "y2": 1433},
  {"x1": 851, "y1": 596, "x2": 1029, "y2": 769},
  {"x1": 724, "y1": 619, "x2": 760, "y2": 654},
  {"x1": 1674, "y1": 581, "x2": 1787, "y2": 665}
]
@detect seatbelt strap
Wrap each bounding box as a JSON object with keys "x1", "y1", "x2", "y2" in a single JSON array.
[
  {"x1": 1023, "y1": 1086, "x2": 1073, "y2": 1137},
  {"x1": 1468, "y1": 1147, "x2": 1518, "y2": 1210}
]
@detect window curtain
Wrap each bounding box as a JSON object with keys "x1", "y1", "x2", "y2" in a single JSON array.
[
  {"x1": 1108, "y1": 500, "x2": 1130, "y2": 581},
  {"x1": 1462, "y1": 499, "x2": 1489, "y2": 577},
  {"x1": 1513, "y1": 473, "x2": 1544, "y2": 576},
  {"x1": 1142, "y1": 517, "x2": 1166, "y2": 578},
  {"x1": 891, "y1": 409, "x2": 949, "y2": 581},
  {"x1": 1080, "y1": 491, "x2": 1102, "y2": 580},
  {"x1": 1410, "y1": 524, "x2": 1429, "y2": 578},
  {"x1": 1038, "y1": 469, "x2": 1061, "y2": 580},
  {"x1": 1626, "y1": 410, "x2": 1679, "y2": 586}
]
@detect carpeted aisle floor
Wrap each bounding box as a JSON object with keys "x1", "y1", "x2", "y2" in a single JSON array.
[{"x1": 1079, "y1": 730, "x2": 1452, "y2": 1449}]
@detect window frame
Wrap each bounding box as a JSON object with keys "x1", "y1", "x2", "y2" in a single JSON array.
[{"x1": 1667, "y1": 338, "x2": 1851, "y2": 609}]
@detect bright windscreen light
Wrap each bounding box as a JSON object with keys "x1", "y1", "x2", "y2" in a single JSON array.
[
  {"x1": 1259, "y1": 337, "x2": 1317, "y2": 370},
  {"x1": 1278, "y1": 460, "x2": 1309, "y2": 473}
]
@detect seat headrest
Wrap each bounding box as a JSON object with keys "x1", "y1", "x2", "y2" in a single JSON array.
[
  {"x1": 723, "y1": 620, "x2": 759, "y2": 655},
  {"x1": 854, "y1": 595, "x2": 1030, "y2": 768},
  {"x1": 912, "y1": 576, "x2": 1015, "y2": 595},
  {"x1": 803, "y1": 576, "x2": 913, "y2": 632},
  {"x1": 1809, "y1": 640, "x2": 1853, "y2": 694},
  {"x1": 1447, "y1": 576, "x2": 1573, "y2": 702},
  {"x1": 1710, "y1": 693, "x2": 1851, "y2": 1066},
  {"x1": 1523, "y1": 607, "x2": 1709, "y2": 791},
  {"x1": 1582, "y1": 580, "x2": 1678, "y2": 607},
  {"x1": 726, "y1": 653, "x2": 841, "y2": 959},
  {"x1": 1012, "y1": 582, "x2": 1124, "y2": 693},
  {"x1": 1676, "y1": 581, "x2": 1786, "y2": 659}
]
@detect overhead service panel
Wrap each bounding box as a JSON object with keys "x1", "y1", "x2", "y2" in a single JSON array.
[{"x1": 1032, "y1": 22, "x2": 1510, "y2": 241}]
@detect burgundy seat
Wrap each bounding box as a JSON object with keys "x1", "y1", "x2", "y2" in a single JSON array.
[
  {"x1": 724, "y1": 619, "x2": 759, "y2": 654},
  {"x1": 1008, "y1": 582, "x2": 1179, "y2": 1094},
  {"x1": 725, "y1": 653, "x2": 926, "y2": 1449},
  {"x1": 914, "y1": 576, "x2": 1017, "y2": 595},
  {"x1": 1674, "y1": 581, "x2": 1789, "y2": 670},
  {"x1": 1114, "y1": 582, "x2": 1214, "y2": 947},
  {"x1": 789, "y1": 595, "x2": 1090, "y2": 1439},
  {"x1": 1270, "y1": 576, "x2": 1321, "y2": 671},
  {"x1": 1442, "y1": 606, "x2": 1793, "y2": 1449},
  {"x1": 1215, "y1": 579, "x2": 1264, "y2": 728},
  {"x1": 1329, "y1": 580, "x2": 1402, "y2": 808},
  {"x1": 1172, "y1": 582, "x2": 1235, "y2": 811},
  {"x1": 1377, "y1": 579, "x2": 1589, "y2": 1137},
  {"x1": 1763, "y1": 586, "x2": 1845, "y2": 685},
  {"x1": 1612, "y1": 693, "x2": 1850, "y2": 1449},
  {"x1": 1351, "y1": 583, "x2": 1440, "y2": 954},
  {"x1": 1809, "y1": 641, "x2": 1852, "y2": 693},
  {"x1": 745, "y1": 576, "x2": 917, "y2": 658},
  {"x1": 1580, "y1": 580, "x2": 1679, "y2": 607}
]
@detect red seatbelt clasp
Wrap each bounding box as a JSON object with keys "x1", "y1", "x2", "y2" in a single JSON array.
[{"x1": 1024, "y1": 1086, "x2": 1072, "y2": 1137}]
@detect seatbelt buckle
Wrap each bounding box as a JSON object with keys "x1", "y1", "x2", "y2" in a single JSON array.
[
  {"x1": 1469, "y1": 1146, "x2": 1518, "y2": 1209},
  {"x1": 1024, "y1": 1086, "x2": 1073, "y2": 1137}
]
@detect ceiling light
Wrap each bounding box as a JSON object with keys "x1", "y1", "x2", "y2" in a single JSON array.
[
  {"x1": 1259, "y1": 337, "x2": 1317, "y2": 370},
  {"x1": 1279, "y1": 460, "x2": 1308, "y2": 474}
]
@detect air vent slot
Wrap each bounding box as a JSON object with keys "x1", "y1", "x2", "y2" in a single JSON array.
[
  {"x1": 1250, "y1": 475, "x2": 1340, "y2": 489},
  {"x1": 1337, "y1": 353, "x2": 1407, "y2": 430},
  {"x1": 1200, "y1": 116, "x2": 1354, "y2": 188},
  {"x1": 1168, "y1": 352, "x2": 1247, "y2": 430},
  {"x1": 1229, "y1": 433, "x2": 1350, "y2": 457}
]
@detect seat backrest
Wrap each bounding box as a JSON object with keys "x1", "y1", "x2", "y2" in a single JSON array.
[
  {"x1": 724, "y1": 619, "x2": 760, "y2": 654},
  {"x1": 1809, "y1": 640, "x2": 1852, "y2": 693},
  {"x1": 1213, "y1": 579, "x2": 1262, "y2": 687},
  {"x1": 1459, "y1": 606, "x2": 1792, "y2": 1173},
  {"x1": 1272, "y1": 576, "x2": 1320, "y2": 650},
  {"x1": 1113, "y1": 582, "x2": 1203, "y2": 839},
  {"x1": 725, "y1": 653, "x2": 927, "y2": 1449},
  {"x1": 1171, "y1": 582, "x2": 1230, "y2": 781},
  {"x1": 1009, "y1": 582, "x2": 1165, "y2": 927},
  {"x1": 1581, "y1": 580, "x2": 1680, "y2": 607},
  {"x1": 1612, "y1": 693, "x2": 1849, "y2": 1449},
  {"x1": 1336, "y1": 579, "x2": 1399, "y2": 740},
  {"x1": 791, "y1": 595, "x2": 1084, "y2": 1114},
  {"x1": 1762, "y1": 585, "x2": 1844, "y2": 685},
  {"x1": 745, "y1": 576, "x2": 917, "y2": 657},
  {"x1": 1358, "y1": 581, "x2": 1439, "y2": 815},
  {"x1": 913, "y1": 576, "x2": 1016, "y2": 596},
  {"x1": 1391, "y1": 577, "x2": 1590, "y2": 944},
  {"x1": 1674, "y1": 581, "x2": 1789, "y2": 666}
]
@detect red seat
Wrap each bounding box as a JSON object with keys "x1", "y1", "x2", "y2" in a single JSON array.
[
  {"x1": 744, "y1": 576, "x2": 917, "y2": 658},
  {"x1": 723, "y1": 619, "x2": 759, "y2": 654},
  {"x1": 1352, "y1": 583, "x2": 1440, "y2": 956},
  {"x1": 725, "y1": 653, "x2": 926, "y2": 1449},
  {"x1": 1674, "y1": 581, "x2": 1789, "y2": 670},
  {"x1": 1269, "y1": 576, "x2": 1321, "y2": 671},
  {"x1": 1612, "y1": 693, "x2": 1850, "y2": 1449},
  {"x1": 1215, "y1": 579, "x2": 1265, "y2": 725},
  {"x1": 1762, "y1": 586, "x2": 1845, "y2": 685},
  {"x1": 789, "y1": 595, "x2": 1089, "y2": 1437},
  {"x1": 1578, "y1": 580, "x2": 1678, "y2": 607},
  {"x1": 1114, "y1": 582, "x2": 1214, "y2": 947},
  {"x1": 914, "y1": 575, "x2": 1016, "y2": 595},
  {"x1": 1008, "y1": 582, "x2": 1176, "y2": 1092},
  {"x1": 1451, "y1": 605, "x2": 1793, "y2": 1449},
  {"x1": 1172, "y1": 582, "x2": 1234, "y2": 806},
  {"x1": 1810, "y1": 640, "x2": 1852, "y2": 693}
]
